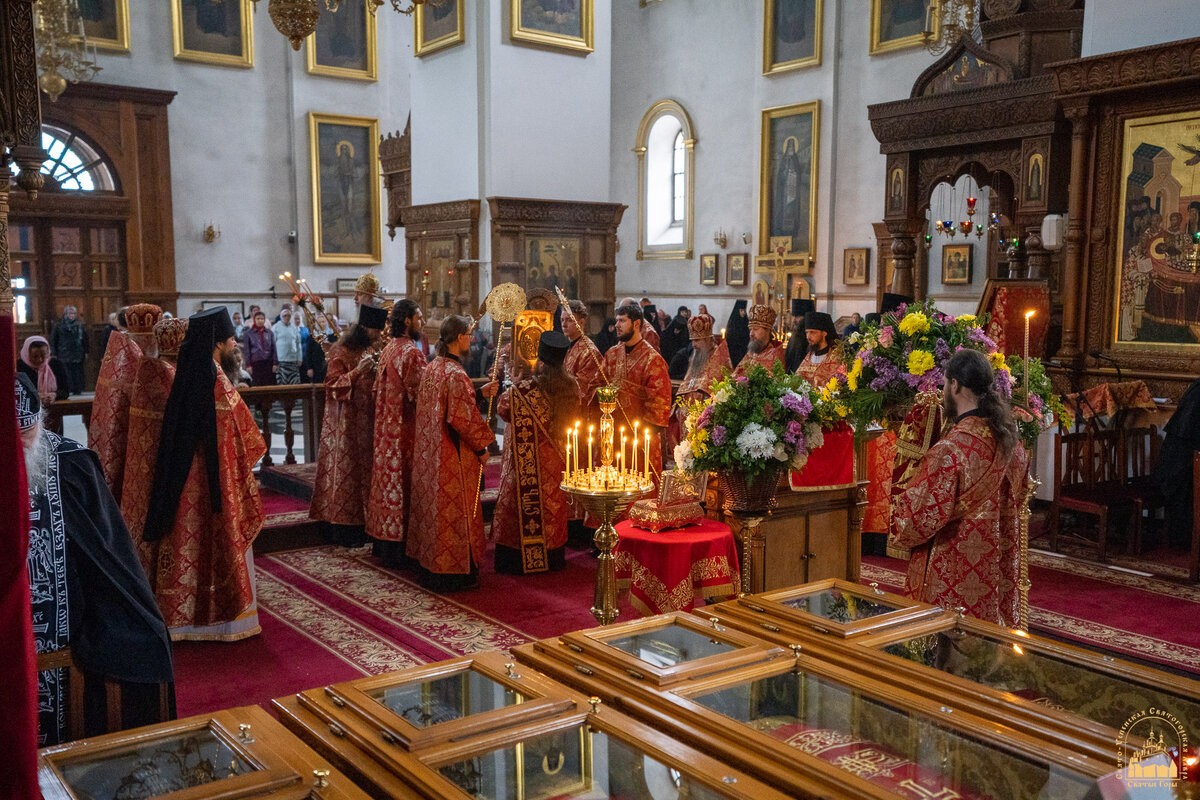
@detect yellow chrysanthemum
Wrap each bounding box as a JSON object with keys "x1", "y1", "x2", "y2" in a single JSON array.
[
  {"x1": 898, "y1": 311, "x2": 930, "y2": 336},
  {"x1": 696, "y1": 428, "x2": 711, "y2": 444},
  {"x1": 988, "y1": 351, "x2": 1010, "y2": 372},
  {"x1": 847, "y1": 358, "x2": 863, "y2": 391},
  {"x1": 907, "y1": 350, "x2": 935, "y2": 376},
  {"x1": 834, "y1": 403, "x2": 850, "y2": 418},
  {"x1": 824, "y1": 378, "x2": 840, "y2": 394},
  {"x1": 819, "y1": 388, "x2": 833, "y2": 403},
  {"x1": 957, "y1": 314, "x2": 976, "y2": 325}
]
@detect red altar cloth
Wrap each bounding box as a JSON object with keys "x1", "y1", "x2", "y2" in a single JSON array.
[
  {"x1": 789, "y1": 423, "x2": 854, "y2": 490},
  {"x1": 614, "y1": 518, "x2": 740, "y2": 616},
  {"x1": 863, "y1": 430, "x2": 896, "y2": 534},
  {"x1": 1062, "y1": 379, "x2": 1158, "y2": 421}
]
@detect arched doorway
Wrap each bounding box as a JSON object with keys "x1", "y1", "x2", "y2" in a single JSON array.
[{"x1": 10, "y1": 123, "x2": 128, "y2": 390}]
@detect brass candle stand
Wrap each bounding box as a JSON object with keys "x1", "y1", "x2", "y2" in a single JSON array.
[
  {"x1": 1017, "y1": 474, "x2": 1040, "y2": 632},
  {"x1": 561, "y1": 386, "x2": 653, "y2": 625}
]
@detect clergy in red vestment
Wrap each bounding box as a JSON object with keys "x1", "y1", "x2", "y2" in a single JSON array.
[
  {"x1": 794, "y1": 311, "x2": 844, "y2": 388},
  {"x1": 142, "y1": 306, "x2": 267, "y2": 641},
  {"x1": 732, "y1": 304, "x2": 785, "y2": 377},
  {"x1": 311, "y1": 303, "x2": 388, "y2": 547},
  {"x1": 562, "y1": 299, "x2": 604, "y2": 414},
  {"x1": 486, "y1": 331, "x2": 578, "y2": 574},
  {"x1": 407, "y1": 316, "x2": 496, "y2": 591},
  {"x1": 88, "y1": 304, "x2": 154, "y2": 500},
  {"x1": 603, "y1": 303, "x2": 672, "y2": 486},
  {"x1": 668, "y1": 314, "x2": 732, "y2": 452},
  {"x1": 891, "y1": 350, "x2": 1029, "y2": 627},
  {"x1": 367, "y1": 300, "x2": 426, "y2": 567},
  {"x1": 122, "y1": 316, "x2": 188, "y2": 546}
]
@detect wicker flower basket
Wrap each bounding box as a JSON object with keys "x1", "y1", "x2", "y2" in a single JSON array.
[{"x1": 719, "y1": 464, "x2": 786, "y2": 514}]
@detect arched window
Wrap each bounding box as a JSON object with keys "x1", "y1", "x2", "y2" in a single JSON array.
[
  {"x1": 671, "y1": 131, "x2": 686, "y2": 225},
  {"x1": 11, "y1": 124, "x2": 117, "y2": 192},
  {"x1": 635, "y1": 99, "x2": 695, "y2": 260}
]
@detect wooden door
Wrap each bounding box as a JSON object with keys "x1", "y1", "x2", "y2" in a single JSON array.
[{"x1": 9, "y1": 217, "x2": 127, "y2": 389}]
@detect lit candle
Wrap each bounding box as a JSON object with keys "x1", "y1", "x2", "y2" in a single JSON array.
[
  {"x1": 620, "y1": 427, "x2": 626, "y2": 475},
  {"x1": 565, "y1": 440, "x2": 572, "y2": 482},
  {"x1": 632, "y1": 420, "x2": 640, "y2": 477},
  {"x1": 1023, "y1": 309, "x2": 1035, "y2": 400},
  {"x1": 588, "y1": 425, "x2": 594, "y2": 472},
  {"x1": 644, "y1": 430, "x2": 650, "y2": 481},
  {"x1": 574, "y1": 422, "x2": 580, "y2": 474},
  {"x1": 721, "y1": 327, "x2": 726, "y2": 338}
]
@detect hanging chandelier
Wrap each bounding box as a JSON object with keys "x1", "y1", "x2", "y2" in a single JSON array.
[
  {"x1": 33, "y1": 0, "x2": 102, "y2": 102},
  {"x1": 922, "y1": 0, "x2": 978, "y2": 56},
  {"x1": 251, "y1": 0, "x2": 448, "y2": 51}
]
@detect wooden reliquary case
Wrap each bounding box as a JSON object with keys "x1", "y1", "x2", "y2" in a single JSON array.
[
  {"x1": 271, "y1": 649, "x2": 793, "y2": 800},
  {"x1": 38, "y1": 705, "x2": 372, "y2": 800},
  {"x1": 713, "y1": 578, "x2": 946, "y2": 639},
  {"x1": 514, "y1": 612, "x2": 1114, "y2": 799}
]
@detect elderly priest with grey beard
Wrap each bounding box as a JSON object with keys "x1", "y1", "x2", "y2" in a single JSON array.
[{"x1": 16, "y1": 373, "x2": 174, "y2": 746}]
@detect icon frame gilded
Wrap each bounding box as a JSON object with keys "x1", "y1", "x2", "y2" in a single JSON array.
[
  {"x1": 308, "y1": 112, "x2": 383, "y2": 266},
  {"x1": 82, "y1": 0, "x2": 131, "y2": 53},
  {"x1": 940, "y1": 243, "x2": 972, "y2": 285},
  {"x1": 869, "y1": 0, "x2": 934, "y2": 56},
  {"x1": 758, "y1": 100, "x2": 821, "y2": 261},
  {"x1": 415, "y1": 0, "x2": 466, "y2": 57},
  {"x1": 171, "y1": 0, "x2": 254, "y2": 69},
  {"x1": 306, "y1": 0, "x2": 377, "y2": 81},
  {"x1": 510, "y1": 0, "x2": 594, "y2": 55},
  {"x1": 727, "y1": 253, "x2": 748, "y2": 286},
  {"x1": 763, "y1": 0, "x2": 822, "y2": 75},
  {"x1": 700, "y1": 254, "x2": 719, "y2": 286}
]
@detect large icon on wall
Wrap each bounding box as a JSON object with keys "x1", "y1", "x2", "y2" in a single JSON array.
[
  {"x1": 869, "y1": 0, "x2": 931, "y2": 56},
  {"x1": 308, "y1": 112, "x2": 382, "y2": 265},
  {"x1": 759, "y1": 101, "x2": 820, "y2": 260},
  {"x1": 171, "y1": 0, "x2": 254, "y2": 68},
  {"x1": 416, "y1": 0, "x2": 464, "y2": 57},
  {"x1": 1114, "y1": 109, "x2": 1200, "y2": 348},
  {"x1": 526, "y1": 237, "x2": 581, "y2": 298},
  {"x1": 510, "y1": 0, "x2": 594, "y2": 54},
  {"x1": 764, "y1": 0, "x2": 822, "y2": 74},
  {"x1": 80, "y1": 0, "x2": 130, "y2": 53},
  {"x1": 307, "y1": 0, "x2": 377, "y2": 80}
]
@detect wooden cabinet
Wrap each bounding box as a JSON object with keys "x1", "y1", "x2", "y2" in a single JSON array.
[
  {"x1": 271, "y1": 650, "x2": 792, "y2": 800},
  {"x1": 38, "y1": 705, "x2": 373, "y2": 800},
  {"x1": 515, "y1": 612, "x2": 1115, "y2": 799}
]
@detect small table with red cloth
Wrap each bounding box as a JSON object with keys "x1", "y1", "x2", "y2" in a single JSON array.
[
  {"x1": 1063, "y1": 380, "x2": 1160, "y2": 429},
  {"x1": 614, "y1": 518, "x2": 741, "y2": 616}
]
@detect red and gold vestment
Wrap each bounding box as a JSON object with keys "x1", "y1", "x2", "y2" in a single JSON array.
[
  {"x1": 87, "y1": 331, "x2": 142, "y2": 500},
  {"x1": 732, "y1": 340, "x2": 785, "y2": 378},
  {"x1": 310, "y1": 343, "x2": 376, "y2": 527},
  {"x1": 367, "y1": 336, "x2": 425, "y2": 542},
  {"x1": 121, "y1": 355, "x2": 176, "y2": 543},
  {"x1": 795, "y1": 347, "x2": 844, "y2": 387},
  {"x1": 602, "y1": 339, "x2": 672, "y2": 483}
]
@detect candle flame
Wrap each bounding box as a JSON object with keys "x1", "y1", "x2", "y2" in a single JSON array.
[
  {"x1": 1012, "y1": 644, "x2": 1024, "y2": 655},
  {"x1": 1024, "y1": 309, "x2": 1036, "y2": 319}
]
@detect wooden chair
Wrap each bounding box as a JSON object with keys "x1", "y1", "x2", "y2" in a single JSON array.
[
  {"x1": 1049, "y1": 428, "x2": 1135, "y2": 561},
  {"x1": 36, "y1": 647, "x2": 172, "y2": 743},
  {"x1": 1120, "y1": 425, "x2": 1164, "y2": 554}
]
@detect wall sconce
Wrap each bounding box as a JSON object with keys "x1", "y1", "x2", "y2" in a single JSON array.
[
  {"x1": 713, "y1": 228, "x2": 728, "y2": 249},
  {"x1": 202, "y1": 222, "x2": 221, "y2": 243},
  {"x1": 742, "y1": 231, "x2": 752, "y2": 245}
]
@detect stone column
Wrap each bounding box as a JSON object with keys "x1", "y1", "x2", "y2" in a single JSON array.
[{"x1": 1060, "y1": 103, "x2": 1092, "y2": 359}]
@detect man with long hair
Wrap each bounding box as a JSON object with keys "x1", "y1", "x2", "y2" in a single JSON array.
[
  {"x1": 407, "y1": 316, "x2": 495, "y2": 591},
  {"x1": 311, "y1": 304, "x2": 387, "y2": 547},
  {"x1": 485, "y1": 331, "x2": 579, "y2": 573},
  {"x1": 890, "y1": 349, "x2": 1028, "y2": 626},
  {"x1": 603, "y1": 304, "x2": 672, "y2": 487},
  {"x1": 367, "y1": 300, "x2": 426, "y2": 566}
]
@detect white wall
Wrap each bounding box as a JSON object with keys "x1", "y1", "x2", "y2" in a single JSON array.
[
  {"x1": 91, "y1": 4, "x2": 413, "y2": 316},
  {"x1": 609, "y1": 0, "x2": 938, "y2": 329},
  {"x1": 1082, "y1": 0, "x2": 1200, "y2": 57}
]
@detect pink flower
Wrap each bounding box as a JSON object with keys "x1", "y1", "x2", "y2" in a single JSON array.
[
  {"x1": 736, "y1": 375, "x2": 749, "y2": 384},
  {"x1": 879, "y1": 326, "x2": 895, "y2": 347}
]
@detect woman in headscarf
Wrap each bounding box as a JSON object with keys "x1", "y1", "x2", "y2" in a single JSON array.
[
  {"x1": 19, "y1": 336, "x2": 69, "y2": 407},
  {"x1": 724, "y1": 300, "x2": 750, "y2": 368}
]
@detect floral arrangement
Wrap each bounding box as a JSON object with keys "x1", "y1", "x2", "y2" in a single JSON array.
[
  {"x1": 841, "y1": 301, "x2": 1009, "y2": 428},
  {"x1": 674, "y1": 363, "x2": 825, "y2": 482},
  {"x1": 1006, "y1": 354, "x2": 1072, "y2": 448}
]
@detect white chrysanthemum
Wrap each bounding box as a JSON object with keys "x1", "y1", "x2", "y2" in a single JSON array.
[
  {"x1": 735, "y1": 422, "x2": 776, "y2": 460},
  {"x1": 673, "y1": 441, "x2": 695, "y2": 472}
]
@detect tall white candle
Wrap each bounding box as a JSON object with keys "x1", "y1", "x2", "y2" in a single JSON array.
[{"x1": 644, "y1": 430, "x2": 650, "y2": 480}]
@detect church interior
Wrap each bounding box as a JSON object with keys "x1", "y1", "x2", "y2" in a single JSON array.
[{"x1": 5, "y1": 0, "x2": 1200, "y2": 797}]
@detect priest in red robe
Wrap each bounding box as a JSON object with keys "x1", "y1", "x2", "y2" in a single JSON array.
[
  {"x1": 890, "y1": 349, "x2": 1029, "y2": 627},
  {"x1": 311, "y1": 303, "x2": 387, "y2": 546},
  {"x1": 122, "y1": 316, "x2": 188, "y2": 547},
  {"x1": 142, "y1": 307, "x2": 267, "y2": 641},
  {"x1": 89, "y1": 304, "x2": 154, "y2": 500},
  {"x1": 487, "y1": 331, "x2": 578, "y2": 574},
  {"x1": 668, "y1": 314, "x2": 732, "y2": 452},
  {"x1": 562, "y1": 299, "x2": 604, "y2": 415},
  {"x1": 603, "y1": 303, "x2": 672, "y2": 486},
  {"x1": 794, "y1": 311, "x2": 844, "y2": 387},
  {"x1": 407, "y1": 315, "x2": 495, "y2": 591},
  {"x1": 733, "y1": 304, "x2": 785, "y2": 377},
  {"x1": 367, "y1": 300, "x2": 426, "y2": 567}
]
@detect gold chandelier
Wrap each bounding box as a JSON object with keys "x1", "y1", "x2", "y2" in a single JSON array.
[
  {"x1": 251, "y1": 0, "x2": 448, "y2": 51},
  {"x1": 922, "y1": 0, "x2": 978, "y2": 56},
  {"x1": 33, "y1": 0, "x2": 102, "y2": 102}
]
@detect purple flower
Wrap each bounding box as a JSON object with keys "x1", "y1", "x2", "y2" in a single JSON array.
[
  {"x1": 712, "y1": 425, "x2": 727, "y2": 446},
  {"x1": 736, "y1": 375, "x2": 749, "y2": 384},
  {"x1": 934, "y1": 338, "x2": 952, "y2": 365},
  {"x1": 993, "y1": 368, "x2": 1013, "y2": 399},
  {"x1": 783, "y1": 419, "x2": 804, "y2": 445},
  {"x1": 967, "y1": 327, "x2": 998, "y2": 350},
  {"x1": 697, "y1": 405, "x2": 714, "y2": 428},
  {"x1": 780, "y1": 391, "x2": 811, "y2": 417}
]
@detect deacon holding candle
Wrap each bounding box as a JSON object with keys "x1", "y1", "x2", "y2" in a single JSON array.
[{"x1": 603, "y1": 303, "x2": 672, "y2": 489}]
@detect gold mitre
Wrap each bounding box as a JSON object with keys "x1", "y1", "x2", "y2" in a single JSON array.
[
  {"x1": 355, "y1": 271, "x2": 381, "y2": 297},
  {"x1": 154, "y1": 317, "x2": 189, "y2": 357},
  {"x1": 747, "y1": 304, "x2": 777, "y2": 331},
  {"x1": 126, "y1": 303, "x2": 163, "y2": 334}
]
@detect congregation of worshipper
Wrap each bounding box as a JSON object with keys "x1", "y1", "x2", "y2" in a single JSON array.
[{"x1": 6, "y1": 0, "x2": 1200, "y2": 798}]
